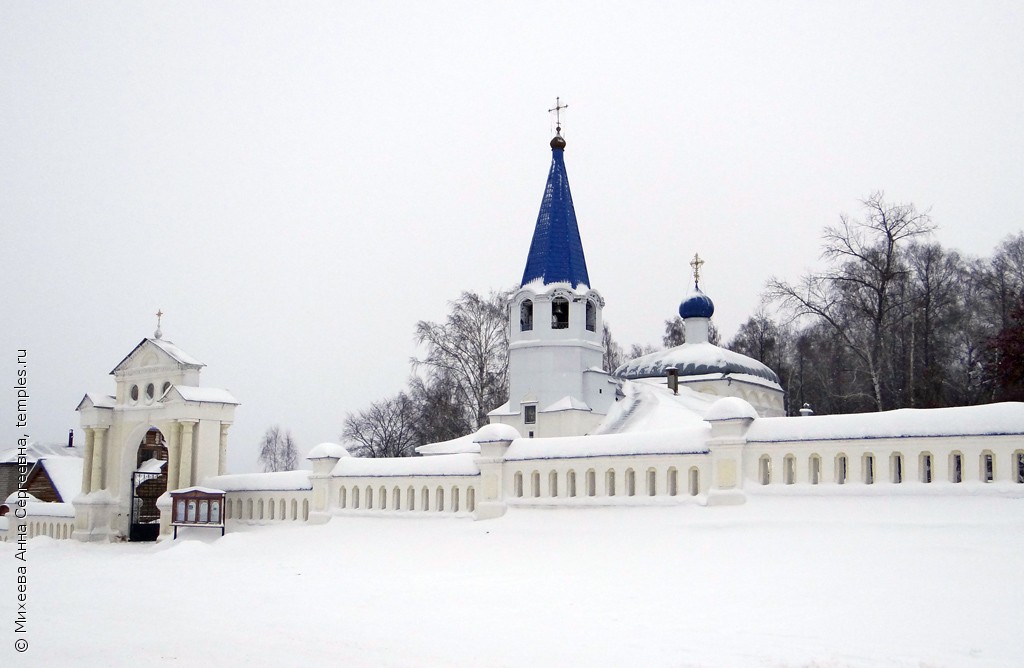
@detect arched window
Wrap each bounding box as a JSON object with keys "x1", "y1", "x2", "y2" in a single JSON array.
[
  {"x1": 605, "y1": 469, "x2": 616, "y2": 496},
  {"x1": 950, "y1": 452, "x2": 963, "y2": 483},
  {"x1": 422, "y1": 487, "x2": 430, "y2": 511},
  {"x1": 646, "y1": 468, "x2": 657, "y2": 496},
  {"x1": 920, "y1": 453, "x2": 933, "y2": 483},
  {"x1": 353, "y1": 487, "x2": 360, "y2": 509},
  {"x1": 520, "y1": 300, "x2": 534, "y2": 332},
  {"x1": 291, "y1": 499, "x2": 298, "y2": 520},
  {"x1": 268, "y1": 499, "x2": 275, "y2": 520},
  {"x1": 246, "y1": 498, "x2": 254, "y2": 519},
  {"x1": 625, "y1": 469, "x2": 636, "y2": 496},
  {"x1": 836, "y1": 454, "x2": 848, "y2": 485},
  {"x1": 585, "y1": 300, "x2": 597, "y2": 332},
  {"x1": 667, "y1": 467, "x2": 678, "y2": 496},
  {"x1": 688, "y1": 467, "x2": 700, "y2": 496},
  {"x1": 302, "y1": 499, "x2": 309, "y2": 521},
  {"x1": 551, "y1": 296, "x2": 569, "y2": 329},
  {"x1": 1015, "y1": 451, "x2": 1024, "y2": 484},
  {"x1": 863, "y1": 453, "x2": 875, "y2": 484},
  {"x1": 981, "y1": 451, "x2": 995, "y2": 482},
  {"x1": 891, "y1": 453, "x2": 904, "y2": 483},
  {"x1": 224, "y1": 500, "x2": 231, "y2": 520},
  {"x1": 783, "y1": 455, "x2": 796, "y2": 484},
  {"x1": 379, "y1": 486, "x2": 387, "y2": 510},
  {"x1": 586, "y1": 469, "x2": 596, "y2": 497},
  {"x1": 393, "y1": 487, "x2": 401, "y2": 510},
  {"x1": 365, "y1": 486, "x2": 373, "y2": 510},
  {"x1": 407, "y1": 486, "x2": 416, "y2": 511},
  {"x1": 436, "y1": 487, "x2": 445, "y2": 512},
  {"x1": 809, "y1": 455, "x2": 821, "y2": 485},
  {"x1": 759, "y1": 455, "x2": 771, "y2": 485},
  {"x1": 338, "y1": 487, "x2": 347, "y2": 508},
  {"x1": 257, "y1": 499, "x2": 265, "y2": 520},
  {"x1": 549, "y1": 470, "x2": 558, "y2": 497},
  {"x1": 531, "y1": 471, "x2": 541, "y2": 498},
  {"x1": 514, "y1": 471, "x2": 524, "y2": 498},
  {"x1": 467, "y1": 487, "x2": 476, "y2": 512},
  {"x1": 567, "y1": 470, "x2": 577, "y2": 497},
  {"x1": 279, "y1": 499, "x2": 285, "y2": 519},
  {"x1": 451, "y1": 486, "x2": 460, "y2": 513}
]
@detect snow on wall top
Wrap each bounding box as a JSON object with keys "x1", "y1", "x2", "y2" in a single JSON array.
[
  {"x1": 332, "y1": 453, "x2": 479, "y2": 477},
  {"x1": 306, "y1": 443, "x2": 351, "y2": 459},
  {"x1": 473, "y1": 423, "x2": 522, "y2": 443},
  {"x1": 202, "y1": 470, "x2": 312, "y2": 492},
  {"x1": 505, "y1": 424, "x2": 711, "y2": 461},
  {"x1": 415, "y1": 433, "x2": 479, "y2": 456},
  {"x1": 6, "y1": 501, "x2": 76, "y2": 518},
  {"x1": 747, "y1": 402, "x2": 1024, "y2": 442},
  {"x1": 705, "y1": 397, "x2": 759, "y2": 422},
  {"x1": 616, "y1": 341, "x2": 781, "y2": 386}
]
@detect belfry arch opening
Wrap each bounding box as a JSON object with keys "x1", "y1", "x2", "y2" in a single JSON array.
[{"x1": 130, "y1": 427, "x2": 168, "y2": 542}]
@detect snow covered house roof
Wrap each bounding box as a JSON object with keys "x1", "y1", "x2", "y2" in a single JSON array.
[
  {"x1": 415, "y1": 433, "x2": 480, "y2": 456},
  {"x1": 746, "y1": 402, "x2": 1024, "y2": 443},
  {"x1": 593, "y1": 380, "x2": 716, "y2": 435},
  {"x1": 0, "y1": 441, "x2": 82, "y2": 463},
  {"x1": 110, "y1": 338, "x2": 205, "y2": 374},
  {"x1": 520, "y1": 133, "x2": 590, "y2": 289},
  {"x1": 615, "y1": 341, "x2": 781, "y2": 386}
]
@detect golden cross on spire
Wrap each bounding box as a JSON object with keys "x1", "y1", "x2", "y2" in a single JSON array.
[
  {"x1": 548, "y1": 96, "x2": 568, "y2": 133},
  {"x1": 689, "y1": 253, "x2": 705, "y2": 287}
]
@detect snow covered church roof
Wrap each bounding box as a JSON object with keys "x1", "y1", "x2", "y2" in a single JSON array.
[
  {"x1": 615, "y1": 341, "x2": 781, "y2": 385},
  {"x1": 520, "y1": 132, "x2": 590, "y2": 289}
]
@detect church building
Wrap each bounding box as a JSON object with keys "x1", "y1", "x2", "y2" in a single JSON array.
[{"x1": 2, "y1": 112, "x2": 1023, "y2": 544}]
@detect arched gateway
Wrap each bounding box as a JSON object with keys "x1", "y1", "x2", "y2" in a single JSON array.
[{"x1": 75, "y1": 322, "x2": 238, "y2": 542}]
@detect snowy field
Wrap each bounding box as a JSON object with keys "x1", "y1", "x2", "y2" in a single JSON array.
[{"x1": 3, "y1": 494, "x2": 1023, "y2": 667}]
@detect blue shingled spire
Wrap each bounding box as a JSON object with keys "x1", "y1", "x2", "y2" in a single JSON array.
[{"x1": 520, "y1": 135, "x2": 591, "y2": 289}]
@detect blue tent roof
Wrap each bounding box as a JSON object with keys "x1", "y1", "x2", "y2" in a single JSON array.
[{"x1": 520, "y1": 140, "x2": 591, "y2": 289}]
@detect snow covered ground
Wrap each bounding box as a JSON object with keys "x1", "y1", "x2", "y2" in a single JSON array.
[{"x1": 2, "y1": 494, "x2": 1023, "y2": 667}]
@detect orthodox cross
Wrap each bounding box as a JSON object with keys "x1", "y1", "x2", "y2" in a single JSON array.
[
  {"x1": 689, "y1": 253, "x2": 705, "y2": 286},
  {"x1": 155, "y1": 309, "x2": 164, "y2": 339},
  {"x1": 548, "y1": 97, "x2": 568, "y2": 133}
]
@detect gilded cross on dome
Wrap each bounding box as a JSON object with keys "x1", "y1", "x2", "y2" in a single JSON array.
[
  {"x1": 548, "y1": 97, "x2": 568, "y2": 134},
  {"x1": 689, "y1": 253, "x2": 705, "y2": 287}
]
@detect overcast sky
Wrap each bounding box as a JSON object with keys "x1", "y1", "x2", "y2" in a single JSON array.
[{"x1": 2, "y1": 2, "x2": 1022, "y2": 472}]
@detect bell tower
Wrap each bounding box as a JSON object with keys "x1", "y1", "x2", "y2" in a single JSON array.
[{"x1": 488, "y1": 105, "x2": 619, "y2": 438}]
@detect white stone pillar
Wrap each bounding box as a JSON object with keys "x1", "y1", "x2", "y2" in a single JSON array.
[
  {"x1": 178, "y1": 420, "x2": 196, "y2": 489},
  {"x1": 91, "y1": 426, "x2": 108, "y2": 491},
  {"x1": 82, "y1": 428, "x2": 95, "y2": 494},
  {"x1": 218, "y1": 423, "x2": 231, "y2": 476},
  {"x1": 165, "y1": 422, "x2": 180, "y2": 493}
]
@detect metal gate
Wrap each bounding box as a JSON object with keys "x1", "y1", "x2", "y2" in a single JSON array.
[{"x1": 129, "y1": 470, "x2": 167, "y2": 542}]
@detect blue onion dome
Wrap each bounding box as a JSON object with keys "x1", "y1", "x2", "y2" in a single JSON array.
[{"x1": 679, "y1": 286, "x2": 715, "y2": 319}]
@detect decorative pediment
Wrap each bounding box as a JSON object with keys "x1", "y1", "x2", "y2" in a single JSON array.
[{"x1": 110, "y1": 338, "x2": 205, "y2": 376}]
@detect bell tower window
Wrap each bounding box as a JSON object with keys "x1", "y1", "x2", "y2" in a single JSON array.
[
  {"x1": 524, "y1": 405, "x2": 537, "y2": 424},
  {"x1": 520, "y1": 300, "x2": 533, "y2": 332},
  {"x1": 551, "y1": 297, "x2": 569, "y2": 329},
  {"x1": 586, "y1": 300, "x2": 597, "y2": 332}
]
